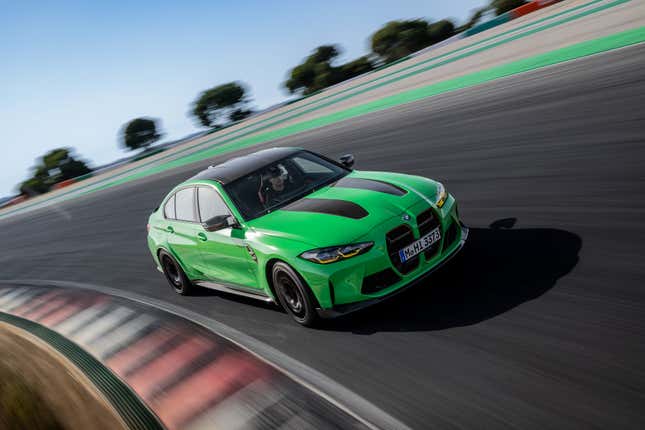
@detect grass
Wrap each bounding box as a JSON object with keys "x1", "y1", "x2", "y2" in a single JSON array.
[{"x1": 0, "y1": 362, "x2": 65, "y2": 430}]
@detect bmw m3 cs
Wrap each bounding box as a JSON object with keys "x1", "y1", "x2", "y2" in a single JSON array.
[{"x1": 147, "y1": 147, "x2": 467, "y2": 325}]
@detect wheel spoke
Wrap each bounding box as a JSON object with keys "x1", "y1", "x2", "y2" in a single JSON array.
[{"x1": 278, "y1": 272, "x2": 305, "y2": 317}]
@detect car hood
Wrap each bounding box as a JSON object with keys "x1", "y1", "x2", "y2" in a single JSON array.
[{"x1": 247, "y1": 170, "x2": 441, "y2": 247}]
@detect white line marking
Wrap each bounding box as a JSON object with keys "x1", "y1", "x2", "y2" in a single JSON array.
[
  {"x1": 72, "y1": 306, "x2": 134, "y2": 345},
  {"x1": 54, "y1": 301, "x2": 110, "y2": 335},
  {"x1": 90, "y1": 314, "x2": 156, "y2": 359},
  {"x1": 1, "y1": 289, "x2": 42, "y2": 311},
  {"x1": 185, "y1": 380, "x2": 285, "y2": 430}
]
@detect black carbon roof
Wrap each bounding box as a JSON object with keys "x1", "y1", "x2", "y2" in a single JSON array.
[{"x1": 189, "y1": 147, "x2": 303, "y2": 184}]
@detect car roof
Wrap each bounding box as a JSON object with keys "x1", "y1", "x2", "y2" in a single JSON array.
[{"x1": 188, "y1": 147, "x2": 304, "y2": 185}]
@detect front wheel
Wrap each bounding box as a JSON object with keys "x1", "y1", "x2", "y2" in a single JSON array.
[
  {"x1": 272, "y1": 262, "x2": 319, "y2": 327},
  {"x1": 159, "y1": 251, "x2": 193, "y2": 295}
]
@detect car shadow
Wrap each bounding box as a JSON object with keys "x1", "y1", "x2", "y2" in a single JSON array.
[{"x1": 321, "y1": 218, "x2": 582, "y2": 334}]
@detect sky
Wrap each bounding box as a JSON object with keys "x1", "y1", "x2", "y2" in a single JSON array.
[{"x1": 0, "y1": 0, "x2": 486, "y2": 196}]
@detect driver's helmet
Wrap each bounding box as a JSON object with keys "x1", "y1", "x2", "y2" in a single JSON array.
[
  {"x1": 258, "y1": 164, "x2": 289, "y2": 204},
  {"x1": 261, "y1": 164, "x2": 288, "y2": 182}
]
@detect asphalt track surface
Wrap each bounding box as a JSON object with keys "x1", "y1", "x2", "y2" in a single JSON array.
[{"x1": 2, "y1": 44, "x2": 645, "y2": 428}]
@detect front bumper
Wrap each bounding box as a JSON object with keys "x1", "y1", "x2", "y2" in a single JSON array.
[{"x1": 316, "y1": 224, "x2": 468, "y2": 318}]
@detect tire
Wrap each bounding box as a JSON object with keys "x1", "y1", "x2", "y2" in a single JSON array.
[
  {"x1": 159, "y1": 251, "x2": 193, "y2": 295},
  {"x1": 272, "y1": 262, "x2": 319, "y2": 327}
]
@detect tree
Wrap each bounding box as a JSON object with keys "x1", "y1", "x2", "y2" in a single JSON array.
[
  {"x1": 229, "y1": 108, "x2": 253, "y2": 123},
  {"x1": 491, "y1": 0, "x2": 527, "y2": 15},
  {"x1": 428, "y1": 19, "x2": 455, "y2": 44},
  {"x1": 370, "y1": 19, "x2": 455, "y2": 64},
  {"x1": 191, "y1": 82, "x2": 252, "y2": 128},
  {"x1": 18, "y1": 147, "x2": 92, "y2": 196},
  {"x1": 41, "y1": 148, "x2": 91, "y2": 181},
  {"x1": 285, "y1": 45, "x2": 374, "y2": 96},
  {"x1": 19, "y1": 177, "x2": 49, "y2": 196},
  {"x1": 120, "y1": 117, "x2": 161, "y2": 151},
  {"x1": 340, "y1": 56, "x2": 375, "y2": 79},
  {"x1": 285, "y1": 45, "x2": 340, "y2": 95}
]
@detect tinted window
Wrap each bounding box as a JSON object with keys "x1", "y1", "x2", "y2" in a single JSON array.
[
  {"x1": 224, "y1": 151, "x2": 347, "y2": 221},
  {"x1": 197, "y1": 187, "x2": 229, "y2": 222},
  {"x1": 163, "y1": 195, "x2": 176, "y2": 219},
  {"x1": 293, "y1": 156, "x2": 334, "y2": 174},
  {"x1": 175, "y1": 188, "x2": 196, "y2": 222}
]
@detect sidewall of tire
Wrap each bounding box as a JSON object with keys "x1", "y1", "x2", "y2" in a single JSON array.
[
  {"x1": 159, "y1": 250, "x2": 193, "y2": 295},
  {"x1": 272, "y1": 262, "x2": 319, "y2": 327}
]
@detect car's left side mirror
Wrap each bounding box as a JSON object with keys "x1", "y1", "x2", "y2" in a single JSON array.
[
  {"x1": 202, "y1": 214, "x2": 240, "y2": 232},
  {"x1": 339, "y1": 154, "x2": 355, "y2": 169}
]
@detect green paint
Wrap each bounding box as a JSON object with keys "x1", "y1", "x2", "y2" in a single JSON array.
[
  {"x1": 464, "y1": 11, "x2": 512, "y2": 36},
  {"x1": 102, "y1": 25, "x2": 645, "y2": 190},
  {"x1": 0, "y1": 1, "x2": 637, "y2": 217},
  {"x1": 148, "y1": 163, "x2": 464, "y2": 323},
  {"x1": 80, "y1": 0, "x2": 635, "y2": 191},
  {"x1": 137, "y1": 0, "x2": 614, "y2": 167},
  {"x1": 209, "y1": 0, "x2": 609, "y2": 145},
  {"x1": 0, "y1": 311, "x2": 163, "y2": 430}
]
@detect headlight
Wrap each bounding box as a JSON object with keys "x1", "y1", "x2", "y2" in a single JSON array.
[
  {"x1": 435, "y1": 182, "x2": 447, "y2": 208},
  {"x1": 299, "y1": 242, "x2": 373, "y2": 264}
]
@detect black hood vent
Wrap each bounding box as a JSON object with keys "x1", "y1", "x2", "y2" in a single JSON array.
[
  {"x1": 282, "y1": 198, "x2": 368, "y2": 219},
  {"x1": 333, "y1": 177, "x2": 407, "y2": 196}
]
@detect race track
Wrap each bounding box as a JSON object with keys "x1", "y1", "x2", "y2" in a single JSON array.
[{"x1": 1, "y1": 43, "x2": 644, "y2": 428}]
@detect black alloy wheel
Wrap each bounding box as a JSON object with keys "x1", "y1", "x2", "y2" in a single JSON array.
[
  {"x1": 160, "y1": 251, "x2": 193, "y2": 295},
  {"x1": 272, "y1": 262, "x2": 319, "y2": 326}
]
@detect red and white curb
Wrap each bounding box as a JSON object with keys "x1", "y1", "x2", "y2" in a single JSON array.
[{"x1": 0, "y1": 283, "x2": 397, "y2": 429}]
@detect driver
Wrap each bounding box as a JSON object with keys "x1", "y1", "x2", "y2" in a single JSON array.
[{"x1": 259, "y1": 164, "x2": 290, "y2": 207}]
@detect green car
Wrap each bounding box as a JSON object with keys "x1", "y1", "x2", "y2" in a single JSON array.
[{"x1": 147, "y1": 147, "x2": 467, "y2": 325}]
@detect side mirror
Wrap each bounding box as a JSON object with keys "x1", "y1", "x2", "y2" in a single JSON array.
[
  {"x1": 339, "y1": 154, "x2": 355, "y2": 169},
  {"x1": 202, "y1": 215, "x2": 239, "y2": 232}
]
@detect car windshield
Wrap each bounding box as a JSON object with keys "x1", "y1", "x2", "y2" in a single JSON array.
[{"x1": 224, "y1": 151, "x2": 349, "y2": 221}]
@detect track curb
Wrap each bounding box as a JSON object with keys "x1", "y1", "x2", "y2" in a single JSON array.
[
  {"x1": 0, "y1": 280, "x2": 410, "y2": 430},
  {"x1": 0, "y1": 311, "x2": 163, "y2": 430}
]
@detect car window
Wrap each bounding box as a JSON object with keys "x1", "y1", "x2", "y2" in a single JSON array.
[
  {"x1": 163, "y1": 194, "x2": 176, "y2": 219},
  {"x1": 175, "y1": 187, "x2": 196, "y2": 222},
  {"x1": 293, "y1": 156, "x2": 335, "y2": 174},
  {"x1": 197, "y1": 186, "x2": 229, "y2": 222},
  {"x1": 224, "y1": 151, "x2": 347, "y2": 221}
]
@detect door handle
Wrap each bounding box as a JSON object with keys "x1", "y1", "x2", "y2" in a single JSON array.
[
  {"x1": 197, "y1": 232, "x2": 207, "y2": 241},
  {"x1": 166, "y1": 226, "x2": 174, "y2": 233}
]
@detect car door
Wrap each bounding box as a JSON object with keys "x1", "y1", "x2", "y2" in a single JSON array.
[
  {"x1": 165, "y1": 187, "x2": 203, "y2": 277},
  {"x1": 195, "y1": 185, "x2": 258, "y2": 289}
]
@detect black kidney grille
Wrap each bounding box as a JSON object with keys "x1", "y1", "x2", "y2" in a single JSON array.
[
  {"x1": 386, "y1": 224, "x2": 419, "y2": 274},
  {"x1": 416, "y1": 208, "x2": 441, "y2": 260}
]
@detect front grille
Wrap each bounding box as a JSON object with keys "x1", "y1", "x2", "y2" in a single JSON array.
[
  {"x1": 386, "y1": 224, "x2": 419, "y2": 274},
  {"x1": 442, "y1": 220, "x2": 459, "y2": 251},
  {"x1": 361, "y1": 269, "x2": 401, "y2": 294},
  {"x1": 416, "y1": 208, "x2": 441, "y2": 260}
]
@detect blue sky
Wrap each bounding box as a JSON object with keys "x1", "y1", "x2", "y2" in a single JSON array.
[{"x1": 0, "y1": 0, "x2": 485, "y2": 196}]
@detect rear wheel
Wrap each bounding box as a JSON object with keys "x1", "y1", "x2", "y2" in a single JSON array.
[
  {"x1": 272, "y1": 262, "x2": 319, "y2": 327},
  {"x1": 159, "y1": 251, "x2": 193, "y2": 295}
]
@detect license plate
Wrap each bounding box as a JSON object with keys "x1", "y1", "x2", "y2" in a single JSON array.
[{"x1": 398, "y1": 227, "x2": 441, "y2": 263}]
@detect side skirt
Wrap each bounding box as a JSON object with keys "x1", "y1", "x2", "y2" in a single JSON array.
[{"x1": 194, "y1": 280, "x2": 275, "y2": 303}]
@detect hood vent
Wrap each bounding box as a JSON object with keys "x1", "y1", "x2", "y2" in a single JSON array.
[
  {"x1": 282, "y1": 198, "x2": 368, "y2": 219},
  {"x1": 333, "y1": 177, "x2": 407, "y2": 196}
]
